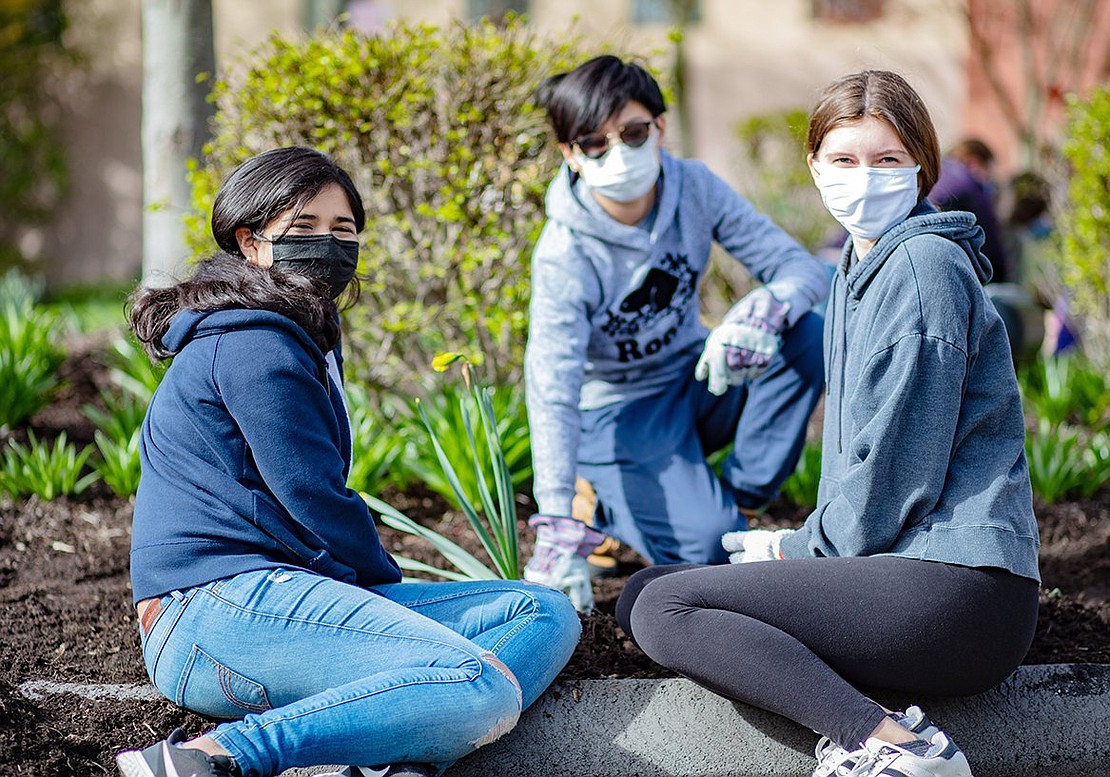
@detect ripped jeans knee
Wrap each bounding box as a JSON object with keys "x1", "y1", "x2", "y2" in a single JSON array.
[{"x1": 469, "y1": 651, "x2": 522, "y2": 748}]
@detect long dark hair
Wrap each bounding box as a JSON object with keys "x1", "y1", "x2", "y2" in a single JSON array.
[{"x1": 130, "y1": 147, "x2": 365, "y2": 360}]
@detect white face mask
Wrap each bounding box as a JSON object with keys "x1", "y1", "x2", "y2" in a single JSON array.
[
  {"x1": 574, "y1": 136, "x2": 661, "y2": 203},
  {"x1": 812, "y1": 162, "x2": 921, "y2": 240}
]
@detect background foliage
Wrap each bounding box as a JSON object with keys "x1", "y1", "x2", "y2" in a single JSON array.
[
  {"x1": 701, "y1": 109, "x2": 833, "y2": 323},
  {"x1": 0, "y1": 0, "x2": 71, "y2": 273},
  {"x1": 0, "y1": 271, "x2": 63, "y2": 432},
  {"x1": 186, "y1": 18, "x2": 593, "y2": 393},
  {"x1": 733, "y1": 108, "x2": 830, "y2": 253},
  {"x1": 1055, "y1": 86, "x2": 1110, "y2": 375}
]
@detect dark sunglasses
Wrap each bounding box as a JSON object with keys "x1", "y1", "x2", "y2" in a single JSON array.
[{"x1": 572, "y1": 119, "x2": 657, "y2": 159}]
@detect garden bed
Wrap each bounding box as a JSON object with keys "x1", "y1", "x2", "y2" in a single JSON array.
[{"x1": 0, "y1": 338, "x2": 1108, "y2": 775}]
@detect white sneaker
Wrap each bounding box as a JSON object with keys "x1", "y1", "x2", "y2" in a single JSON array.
[
  {"x1": 824, "y1": 732, "x2": 973, "y2": 777},
  {"x1": 813, "y1": 706, "x2": 943, "y2": 776}
]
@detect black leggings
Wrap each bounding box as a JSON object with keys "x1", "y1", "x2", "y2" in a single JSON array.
[{"x1": 616, "y1": 556, "x2": 1039, "y2": 748}]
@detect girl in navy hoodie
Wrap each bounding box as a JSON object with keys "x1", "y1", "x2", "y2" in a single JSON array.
[
  {"x1": 617, "y1": 71, "x2": 1039, "y2": 777},
  {"x1": 114, "y1": 147, "x2": 580, "y2": 777}
]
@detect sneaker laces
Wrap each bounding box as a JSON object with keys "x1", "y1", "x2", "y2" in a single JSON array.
[
  {"x1": 812, "y1": 736, "x2": 852, "y2": 776},
  {"x1": 837, "y1": 739, "x2": 932, "y2": 777},
  {"x1": 841, "y1": 749, "x2": 882, "y2": 777}
]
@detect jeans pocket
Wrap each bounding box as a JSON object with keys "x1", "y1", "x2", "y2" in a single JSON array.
[
  {"x1": 176, "y1": 644, "x2": 272, "y2": 719},
  {"x1": 142, "y1": 592, "x2": 189, "y2": 684}
]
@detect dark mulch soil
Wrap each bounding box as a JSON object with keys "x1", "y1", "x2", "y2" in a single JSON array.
[{"x1": 1, "y1": 336, "x2": 1108, "y2": 775}]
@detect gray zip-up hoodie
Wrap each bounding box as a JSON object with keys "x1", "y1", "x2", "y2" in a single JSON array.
[
  {"x1": 525, "y1": 151, "x2": 830, "y2": 518},
  {"x1": 779, "y1": 202, "x2": 1040, "y2": 582}
]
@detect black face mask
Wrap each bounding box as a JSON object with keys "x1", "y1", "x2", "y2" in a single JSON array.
[{"x1": 257, "y1": 232, "x2": 359, "y2": 299}]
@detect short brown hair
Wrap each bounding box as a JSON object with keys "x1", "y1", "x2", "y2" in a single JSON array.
[{"x1": 806, "y1": 70, "x2": 940, "y2": 201}]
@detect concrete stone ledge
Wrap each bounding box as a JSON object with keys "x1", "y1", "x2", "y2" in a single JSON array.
[
  {"x1": 22, "y1": 665, "x2": 1109, "y2": 776},
  {"x1": 288, "y1": 665, "x2": 1110, "y2": 777}
]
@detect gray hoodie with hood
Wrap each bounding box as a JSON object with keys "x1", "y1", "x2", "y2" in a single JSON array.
[
  {"x1": 525, "y1": 150, "x2": 830, "y2": 519},
  {"x1": 779, "y1": 202, "x2": 1040, "y2": 582}
]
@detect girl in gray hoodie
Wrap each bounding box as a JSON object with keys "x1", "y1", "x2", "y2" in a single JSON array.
[{"x1": 618, "y1": 71, "x2": 1039, "y2": 777}]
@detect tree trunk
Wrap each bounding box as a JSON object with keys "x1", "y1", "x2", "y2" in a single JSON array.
[{"x1": 141, "y1": 0, "x2": 215, "y2": 287}]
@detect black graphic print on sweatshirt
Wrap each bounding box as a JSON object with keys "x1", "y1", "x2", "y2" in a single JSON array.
[{"x1": 601, "y1": 252, "x2": 698, "y2": 362}]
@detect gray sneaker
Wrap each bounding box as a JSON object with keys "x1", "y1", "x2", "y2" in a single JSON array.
[{"x1": 115, "y1": 729, "x2": 240, "y2": 777}]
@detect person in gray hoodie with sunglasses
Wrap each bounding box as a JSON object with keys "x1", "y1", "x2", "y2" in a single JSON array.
[{"x1": 522, "y1": 55, "x2": 831, "y2": 611}]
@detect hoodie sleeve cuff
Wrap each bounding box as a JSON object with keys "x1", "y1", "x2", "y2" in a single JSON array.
[
  {"x1": 764, "y1": 279, "x2": 827, "y2": 328},
  {"x1": 777, "y1": 525, "x2": 811, "y2": 559},
  {"x1": 533, "y1": 487, "x2": 576, "y2": 522}
]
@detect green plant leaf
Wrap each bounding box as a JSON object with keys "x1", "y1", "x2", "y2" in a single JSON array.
[
  {"x1": 416, "y1": 398, "x2": 506, "y2": 576},
  {"x1": 393, "y1": 556, "x2": 473, "y2": 583},
  {"x1": 362, "y1": 491, "x2": 498, "y2": 580}
]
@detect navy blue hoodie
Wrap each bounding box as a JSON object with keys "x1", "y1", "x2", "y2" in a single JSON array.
[{"x1": 129, "y1": 308, "x2": 401, "y2": 603}]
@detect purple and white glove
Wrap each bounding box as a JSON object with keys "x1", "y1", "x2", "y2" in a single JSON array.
[
  {"x1": 720, "y1": 528, "x2": 794, "y2": 564},
  {"x1": 524, "y1": 515, "x2": 606, "y2": 613},
  {"x1": 695, "y1": 287, "x2": 791, "y2": 396}
]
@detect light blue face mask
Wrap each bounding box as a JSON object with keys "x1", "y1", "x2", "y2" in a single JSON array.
[
  {"x1": 574, "y1": 135, "x2": 661, "y2": 203},
  {"x1": 812, "y1": 163, "x2": 921, "y2": 240}
]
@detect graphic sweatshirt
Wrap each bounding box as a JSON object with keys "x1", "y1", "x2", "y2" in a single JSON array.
[
  {"x1": 525, "y1": 151, "x2": 831, "y2": 519},
  {"x1": 129, "y1": 308, "x2": 401, "y2": 603},
  {"x1": 779, "y1": 201, "x2": 1040, "y2": 582}
]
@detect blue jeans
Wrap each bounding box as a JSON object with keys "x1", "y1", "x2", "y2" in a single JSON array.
[
  {"x1": 139, "y1": 569, "x2": 581, "y2": 776},
  {"x1": 578, "y1": 311, "x2": 824, "y2": 565}
]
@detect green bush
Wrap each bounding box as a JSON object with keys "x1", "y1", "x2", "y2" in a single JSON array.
[
  {"x1": 734, "y1": 109, "x2": 831, "y2": 252},
  {"x1": 90, "y1": 426, "x2": 141, "y2": 498},
  {"x1": 0, "y1": 272, "x2": 65, "y2": 431},
  {"x1": 187, "y1": 19, "x2": 593, "y2": 392},
  {"x1": 702, "y1": 109, "x2": 832, "y2": 322},
  {"x1": 1056, "y1": 87, "x2": 1110, "y2": 372},
  {"x1": 363, "y1": 354, "x2": 528, "y2": 581},
  {"x1": 103, "y1": 336, "x2": 167, "y2": 403},
  {"x1": 1024, "y1": 420, "x2": 1092, "y2": 504},
  {"x1": 79, "y1": 336, "x2": 166, "y2": 498},
  {"x1": 45, "y1": 281, "x2": 133, "y2": 336},
  {"x1": 83, "y1": 391, "x2": 146, "y2": 498},
  {"x1": 1082, "y1": 431, "x2": 1110, "y2": 498}
]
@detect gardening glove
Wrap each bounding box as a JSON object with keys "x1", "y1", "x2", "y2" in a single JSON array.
[
  {"x1": 524, "y1": 515, "x2": 606, "y2": 613},
  {"x1": 695, "y1": 287, "x2": 791, "y2": 396},
  {"x1": 720, "y1": 528, "x2": 794, "y2": 564}
]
